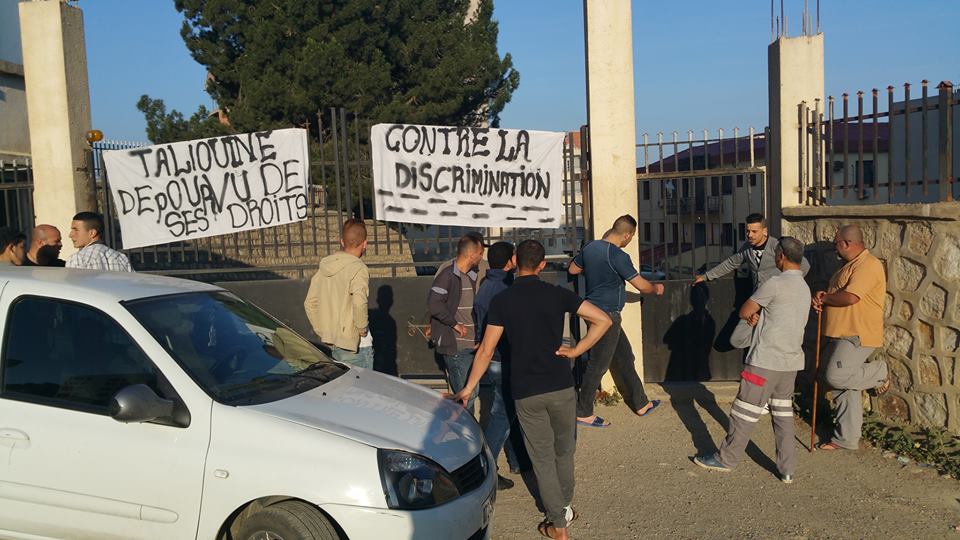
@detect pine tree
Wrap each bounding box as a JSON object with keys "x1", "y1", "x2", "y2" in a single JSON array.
[{"x1": 141, "y1": 0, "x2": 519, "y2": 142}]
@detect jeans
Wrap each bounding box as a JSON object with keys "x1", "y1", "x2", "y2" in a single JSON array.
[
  {"x1": 575, "y1": 311, "x2": 649, "y2": 417},
  {"x1": 444, "y1": 349, "x2": 478, "y2": 414},
  {"x1": 332, "y1": 346, "x2": 374, "y2": 370},
  {"x1": 479, "y1": 360, "x2": 520, "y2": 471}
]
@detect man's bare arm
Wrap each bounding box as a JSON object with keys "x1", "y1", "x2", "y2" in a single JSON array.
[
  {"x1": 568, "y1": 260, "x2": 583, "y2": 276},
  {"x1": 628, "y1": 274, "x2": 665, "y2": 295}
]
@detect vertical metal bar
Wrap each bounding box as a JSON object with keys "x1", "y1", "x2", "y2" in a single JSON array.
[
  {"x1": 921, "y1": 80, "x2": 929, "y2": 196},
  {"x1": 872, "y1": 89, "x2": 879, "y2": 200},
  {"x1": 799, "y1": 102, "x2": 807, "y2": 204},
  {"x1": 642, "y1": 133, "x2": 649, "y2": 174},
  {"x1": 842, "y1": 93, "x2": 849, "y2": 199},
  {"x1": 330, "y1": 108, "x2": 344, "y2": 227},
  {"x1": 718, "y1": 128, "x2": 725, "y2": 169},
  {"x1": 904, "y1": 83, "x2": 912, "y2": 196},
  {"x1": 939, "y1": 81, "x2": 955, "y2": 202},
  {"x1": 318, "y1": 111, "x2": 330, "y2": 257},
  {"x1": 672, "y1": 131, "x2": 679, "y2": 173},
  {"x1": 887, "y1": 86, "x2": 895, "y2": 202},
  {"x1": 354, "y1": 113, "x2": 366, "y2": 222},
  {"x1": 763, "y1": 127, "x2": 771, "y2": 219},
  {"x1": 828, "y1": 96, "x2": 835, "y2": 199},
  {"x1": 857, "y1": 91, "x2": 865, "y2": 200},
  {"x1": 747, "y1": 127, "x2": 755, "y2": 211},
  {"x1": 813, "y1": 100, "x2": 823, "y2": 204},
  {"x1": 340, "y1": 108, "x2": 353, "y2": 218},
  {"x1": 657, "y1": 132, "x2": 664, "y2": 174}
]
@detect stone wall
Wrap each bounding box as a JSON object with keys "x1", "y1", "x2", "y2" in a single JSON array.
[{"x1": 783, "y1": 202, "x2": 960, "y2": 432}]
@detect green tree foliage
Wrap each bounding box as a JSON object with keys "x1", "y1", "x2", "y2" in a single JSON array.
[
  {"x1": 140, "y1": 0, "x2": 519, "y2": 143},
  {"x1": 136, "y1": 96, "x2": 227, "y2": 143}
]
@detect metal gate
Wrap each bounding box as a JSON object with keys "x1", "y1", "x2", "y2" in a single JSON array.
[
  {"x1": 635, "y1": 128, "x2": 768, "y2": 279},
  {"x1": 0, "y1": 159, "x2": 35, "y2": 233}
]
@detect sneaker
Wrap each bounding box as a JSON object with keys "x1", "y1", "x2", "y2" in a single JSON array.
[
  {"x1": 781, "y1": 474, "x2": 794, "y2": 484},
  {"x1": 497, "y1": 474, "x2": 515, "y2": 490},
  {"x1": 693, "y1": 454, "x2": 732, "y2": 472}
]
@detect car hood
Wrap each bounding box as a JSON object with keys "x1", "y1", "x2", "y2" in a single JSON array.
[{"x1": 244, "y1": 369, "x2": 483, "y2": 472}]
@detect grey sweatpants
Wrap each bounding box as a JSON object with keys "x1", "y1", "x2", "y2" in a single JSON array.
[
  {"x1": 823, "y1": 336, "x2": 886, "y2": 449},
  {"x1": 717, "y1": 364, "x2": 798, "y2": 476},
  {"x1": 515, "y1": 387, "x2": 577, "y2": 528}
]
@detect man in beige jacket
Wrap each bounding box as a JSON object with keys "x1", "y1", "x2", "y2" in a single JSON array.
[{"x1": 304, "y1": 219, "x2": 373, "y2": 369}]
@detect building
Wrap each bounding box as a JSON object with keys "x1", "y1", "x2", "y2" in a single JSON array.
[{"x1": 0, "y1": 0, "x2": 30, "y2": 161}]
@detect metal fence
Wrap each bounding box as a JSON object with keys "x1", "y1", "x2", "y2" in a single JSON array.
[
  {"x1": 798, "y1": 80, "x2": 958, "y2": 205},
  {"x1": 0, "y1": 159, "x2": 35, "y2": 233},
  {"x1": 636, "y1": 128, "x2": 768, "y2": 279},
  {"x1": 91, "y1": 109, "x2": 587, "y2": 279}
]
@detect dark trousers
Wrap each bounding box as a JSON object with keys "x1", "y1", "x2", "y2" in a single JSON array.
[
  {"x1": 575, "y1": 311, "x2": 649, "y2": 417},
  {"x1": 515, "y1": 387, "x2": 577, "y2": 528}
]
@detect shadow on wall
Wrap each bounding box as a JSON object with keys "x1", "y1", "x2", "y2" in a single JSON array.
[
  {"x1": 663, "y1": 283, "x2": 715, "y2": 382},
  {"x1": 369, "y1": 285, "x2": 398, "y2": 376}
]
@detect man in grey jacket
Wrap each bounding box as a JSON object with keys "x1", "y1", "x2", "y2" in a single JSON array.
[
  {"x1": 428, "y1": 234, "x2": 485, "y2": 413},
  {"x1": 693, "y1": 213, "x2": 809, "y2": 291}
]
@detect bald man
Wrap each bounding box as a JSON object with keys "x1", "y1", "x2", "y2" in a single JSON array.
[
  {"x1": 812, "y1": 225, "x2": 888, "y2": 451},
  {"x1": 304, "y1": 218, "x2": 373, "y2": 369},
  {"x1": 24, "y1": 224, "x2": 66, "y2": 267}
]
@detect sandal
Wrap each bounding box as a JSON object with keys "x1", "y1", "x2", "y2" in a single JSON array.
[
  {"x1": 537, "y1": 520, "x2": 558, "y2": 539},
  {"x1": 636, "y1": 399, "x2": 661, "y2": 417},
  {"x1": 577, "y1": 416, "x2": 611, "y2": 428},
  {"x1": 870, "y1": 378, "x2": 891, "y2": 397},
  {"x1": 816, "y1": 441, "x2": 848, "y2": 451}
]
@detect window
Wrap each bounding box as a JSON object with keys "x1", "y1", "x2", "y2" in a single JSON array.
[
  {"x1": 722, "y1": 223, "x2": 733, "y2": 246},
  {"x1": 721, "y1": 176, "x2": 733, "y2": 195},
  {"x1": 855, "y1": 160, "x2": 876, "y2": 187},
  {"x1": 736, "y1": 174, "x2": 744, "y2": 188},
  {"x1": 750, "y1": 174, "x2": 758, "y2": 187},
  {"x1": 738, "y1": 223, "x2": 746, "y2": 243},
  {"x1": 644, "y1": 223, "x2": 651, "y2": 242},
  {"x1": 671, "y1": 223, "x2": 679, "y2": 243},
  {"x1": 658, "y1": 223, "x2": 665, "y2": 243},
  {"x1": 642, "y1": 182, "x2": 651, "y2": 201},
  {"x1": 1, "y1": 297, "x2": 167, "y2": 414},
  {"x1": 711, "y1": 177, "x2": 720, "y2": 195},
  {"x1": 126, "y1": 292, "x2": 343, "y2": 406}
]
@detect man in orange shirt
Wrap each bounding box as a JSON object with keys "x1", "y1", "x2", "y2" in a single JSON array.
[{"x1": 812, "y1": 225, "x2": 889, "y2": 451}]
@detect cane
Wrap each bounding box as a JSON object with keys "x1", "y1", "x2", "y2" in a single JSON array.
[{"x1": 810, "y1": 309, "x2": 823, "y2": 452}]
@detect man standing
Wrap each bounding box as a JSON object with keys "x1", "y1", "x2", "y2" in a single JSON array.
[
  {"x1": 305, "y1": 219, "x2": 373, "y2": 369},
  {"x1": 693, "y1": 213, "x2": 809, "y2": 290},
  {"x1": 0, "y1": 227, "x2": 26, "y2": 266},
  {"x1": 693, "y1": 237, "x2": 811, "y2": 483},
  {"x1": 569, "y1": 215, "x2": 664, "y2": 427},
  {"x1": 451, "y1": 239, "x2": 612, "y2": 540},
  {"x1": 473, "y1": 241, "x2": 521, "y2": 490},
  {"x1": 66, "y1": 212, "x2": 132, "y2": 272},
  {"x1": 24, "y1": 224, "x2": 66, "y2": 267},
  {"x1": 429, "y1": 234, "x2": 484, "y2": 413},
  {"x1": 813, "y1": 224, "x2": 888, "y2": 451}
]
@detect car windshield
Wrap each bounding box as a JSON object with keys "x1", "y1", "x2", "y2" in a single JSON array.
[{"x1": 125, "y1": 292, "x2": 345, "y2": 406}]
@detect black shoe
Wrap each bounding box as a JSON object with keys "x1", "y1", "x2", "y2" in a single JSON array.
[{"x1": 497, "y1": 474, "x2": 515, "y2": 490}]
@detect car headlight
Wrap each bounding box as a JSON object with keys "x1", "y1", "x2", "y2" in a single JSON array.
[{"x1": 378, "y1": 449, "x2": 460, "y2": 509}]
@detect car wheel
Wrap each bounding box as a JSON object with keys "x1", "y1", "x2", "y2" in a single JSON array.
[{"x1": 237, "y1": 500, "x2": 341, "y2": 540}]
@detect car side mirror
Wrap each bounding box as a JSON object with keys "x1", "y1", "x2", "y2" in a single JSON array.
[{"x1": 109, "y1": 384, "x2": 175, "y2": 424}]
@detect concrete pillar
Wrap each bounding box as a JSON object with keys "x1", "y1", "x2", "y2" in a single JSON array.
[
  {"x1": 19, "y1": 0, "x2": 95, "y2": 251},
  {"x1": 767, "y1": 34, "x2": 824, "y2": 236},
  {"x1": 583, "y1": 0, "x2": 643, "y2": 389}
]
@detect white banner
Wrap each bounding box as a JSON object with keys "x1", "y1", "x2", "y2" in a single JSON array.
[
  {"x1": 102, "y1": 128, "x2": 310, "y2": 249},
  {"x1": 371, "y1": 124, "x2": 565, "y2": 228}
]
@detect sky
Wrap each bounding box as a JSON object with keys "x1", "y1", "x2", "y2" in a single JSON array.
[{"x1": 80, "y1": 0, "x2": 960, "y2": 143}]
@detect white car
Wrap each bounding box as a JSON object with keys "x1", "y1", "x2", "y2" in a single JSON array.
[{"x1": 0, "y1": 268, "x2": 494, "y2": 540}]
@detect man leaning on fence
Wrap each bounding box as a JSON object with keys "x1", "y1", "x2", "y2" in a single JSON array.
[
  {"x1": 66, "y1": 212, "x2": 133, "y2": 272},
  {"x1": 813, "y1": 224, "x2": 889, "y2": 451},
  {"x1": 304, "y1": 219, "x2": 374, "y2": 369}
]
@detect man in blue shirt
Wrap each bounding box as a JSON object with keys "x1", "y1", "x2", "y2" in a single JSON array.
[
  {"x1": 474, "y1": 241, "x2": 522, "y2": 490},
  {"x1": 569, "y1": 215, "x2": 665, "y2": 427}
]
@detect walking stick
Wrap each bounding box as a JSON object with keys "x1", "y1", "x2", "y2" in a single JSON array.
[{"x1": 810, "y1": 309, "x2": 823, "y2": 452}]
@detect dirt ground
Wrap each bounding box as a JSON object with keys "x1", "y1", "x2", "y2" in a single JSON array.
[{"x1": 488, "y1": 389, "x2": 960, "y2": 539}]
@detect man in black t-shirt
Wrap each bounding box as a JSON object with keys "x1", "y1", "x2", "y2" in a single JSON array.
[{"x1": 451, "y1": 240, "x2": 612, "y2": 540}]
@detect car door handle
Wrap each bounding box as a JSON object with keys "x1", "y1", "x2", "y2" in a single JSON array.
[{"x1": 0, "y1": 428, "x2": 30, "y2": 448}]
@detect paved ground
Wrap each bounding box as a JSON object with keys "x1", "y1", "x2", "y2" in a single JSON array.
[{"x1": 488, "y1": 387, "x2": 959, "y2": 539}]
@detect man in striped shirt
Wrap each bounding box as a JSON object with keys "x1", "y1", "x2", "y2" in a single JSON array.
[{"x1": 66, "y1": 212, "x2": 133, "y2": 272}]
